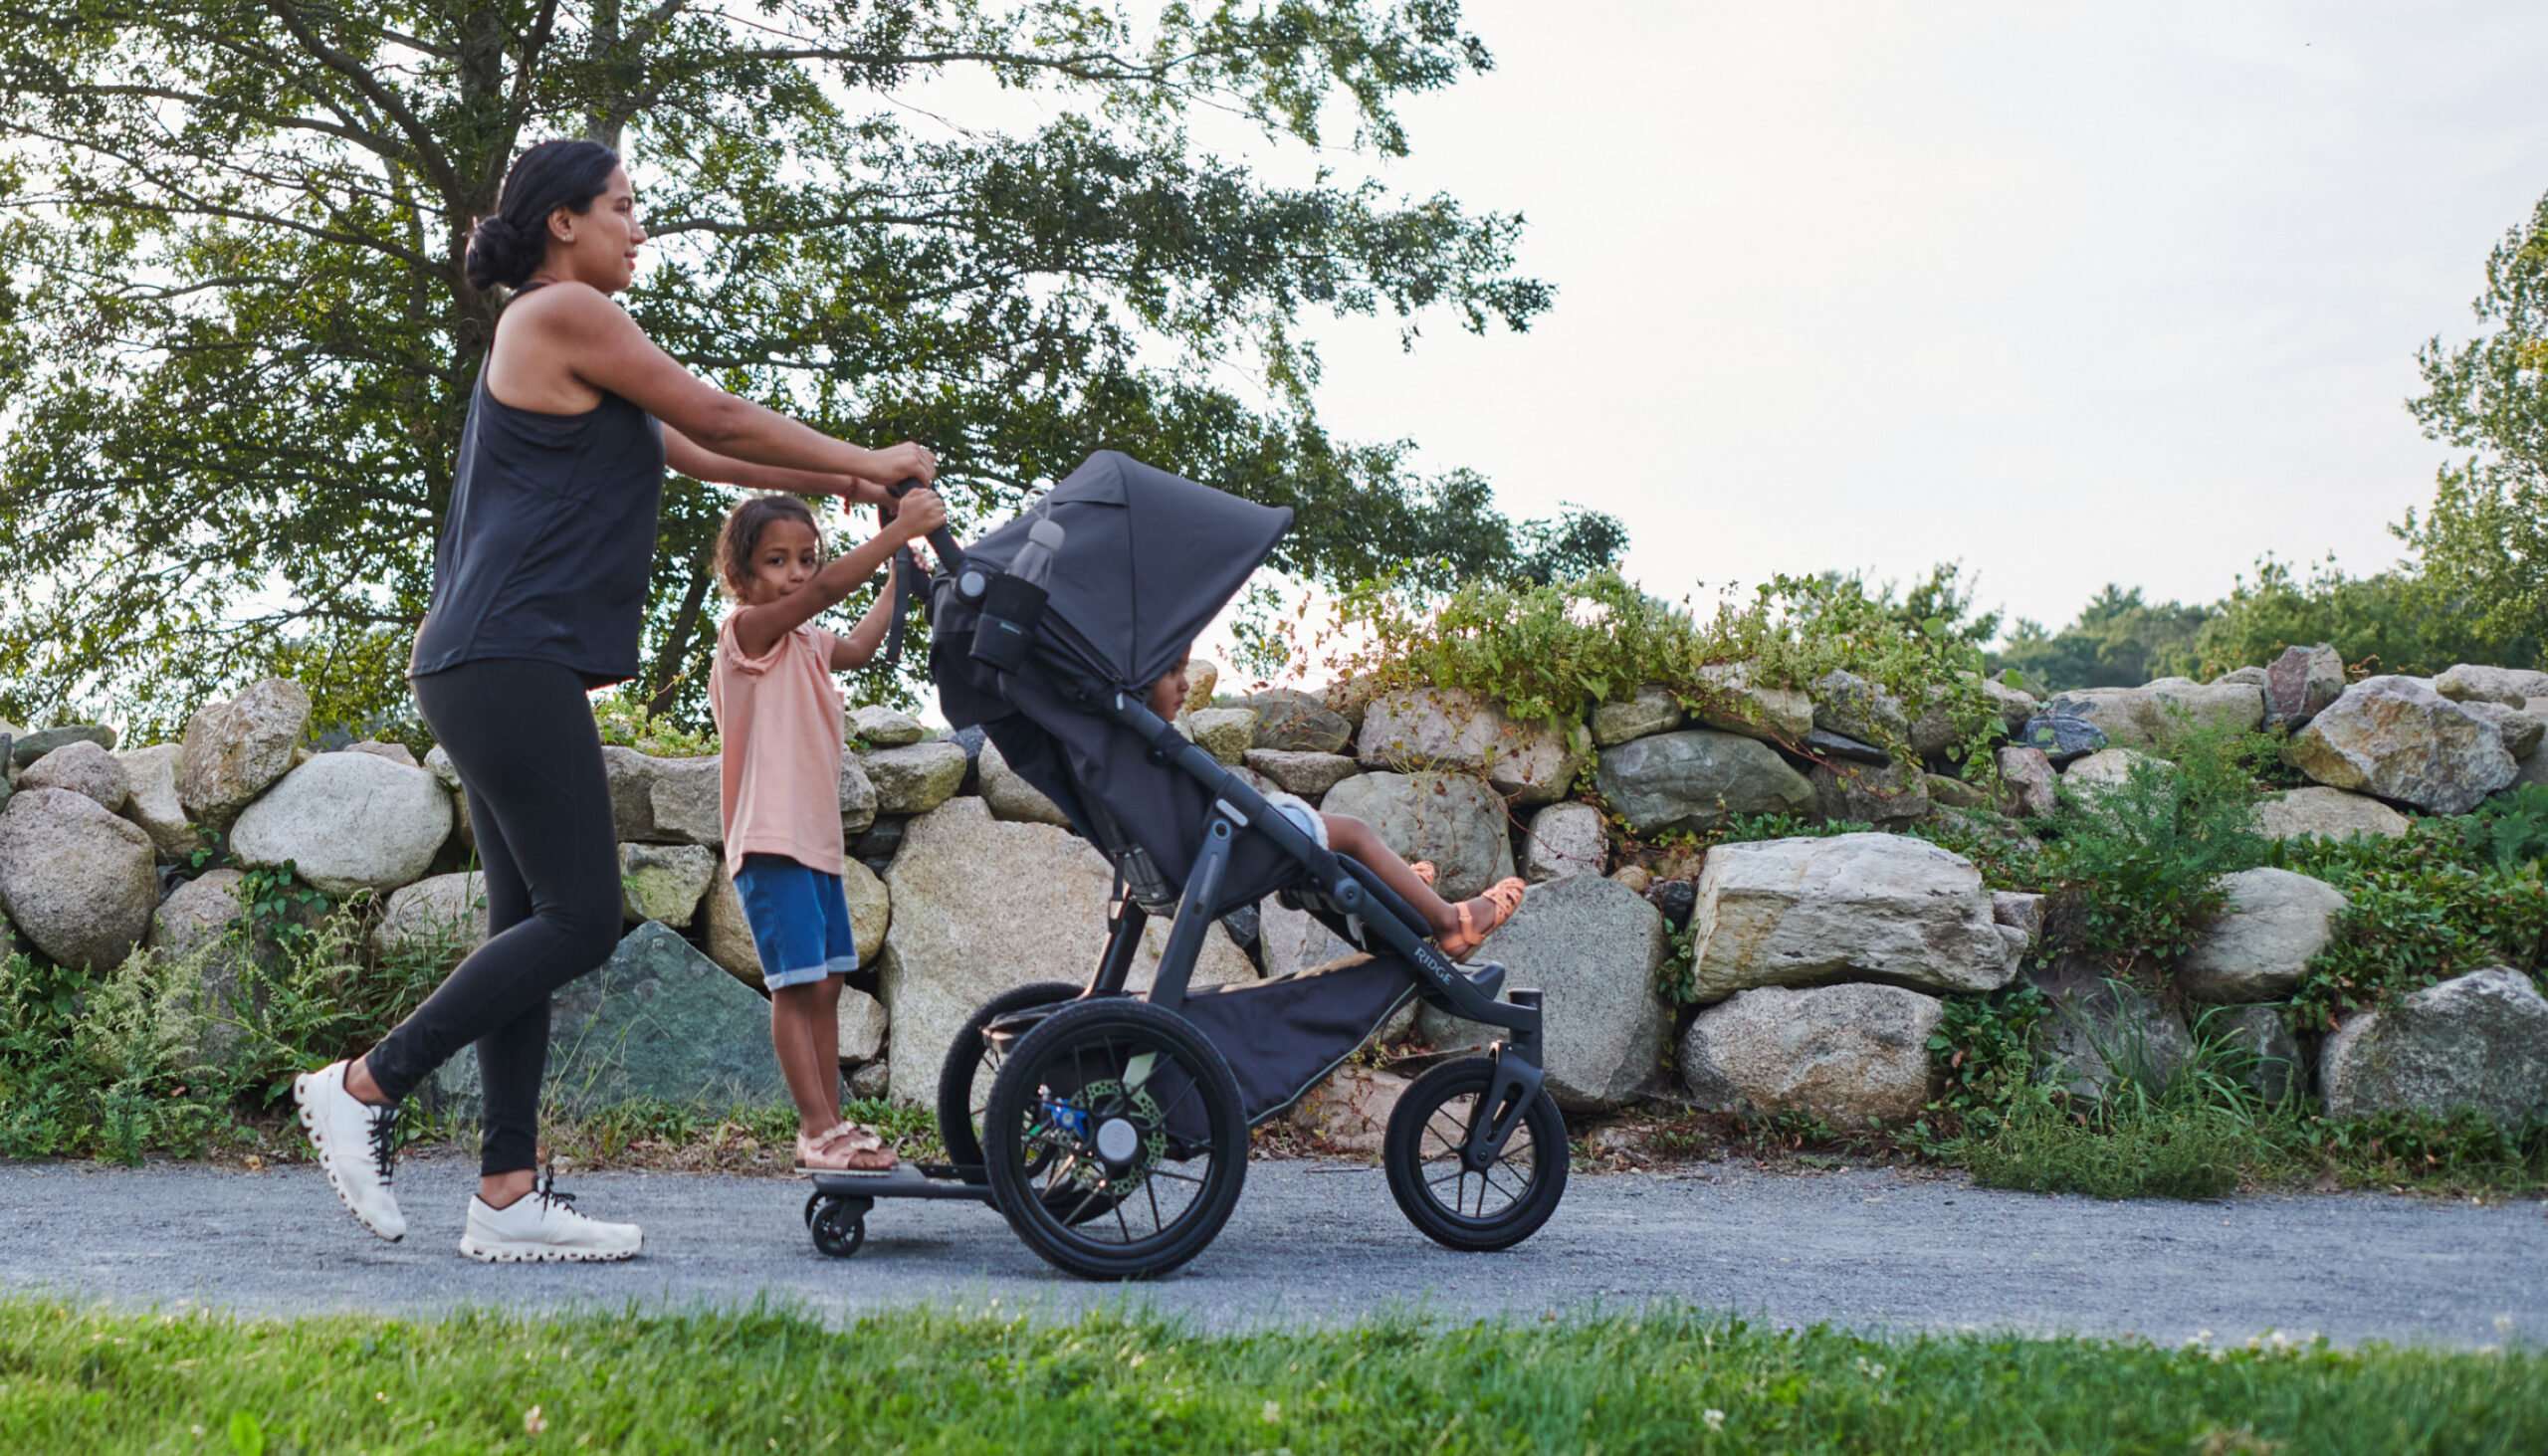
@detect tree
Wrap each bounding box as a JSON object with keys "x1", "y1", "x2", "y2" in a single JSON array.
[
  {"x1": 1989, "y1": 585, "x2": 2211, "y2": 693},
  {"x1": 2189, "y1": 552, "x2": 2525, "y2": 680},
  {"x1": 2401, "y1": 186, "x2": 2548, "y2": 666},
  {"x1": 0, "y1": 1, "x2": 1590, "y2": 734}
]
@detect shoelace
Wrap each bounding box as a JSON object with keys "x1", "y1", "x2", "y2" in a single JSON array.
[
  {"x1": 532, "y1": 1163, "x2": 578, "y2": 1216},
  {"x1": 365, "y1": 1103, "x2": 401, "y2": 1183}
]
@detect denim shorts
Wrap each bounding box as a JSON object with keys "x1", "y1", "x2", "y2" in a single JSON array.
[{"x1": 732, "y1": 853, "x2": 860, "y2": 990}]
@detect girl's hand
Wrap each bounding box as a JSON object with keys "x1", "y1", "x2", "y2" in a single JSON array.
[
  {"x1": 888, "y1": 487, "x2": 948, "y2": 544},
  {"x1": 872, "y1": 441, "x2": 938, "y2": 487}
]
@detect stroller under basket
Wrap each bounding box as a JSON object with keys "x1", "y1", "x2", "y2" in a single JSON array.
[{"x1": 802, "y1": 451, "x2": 1567, "y2": 1279}]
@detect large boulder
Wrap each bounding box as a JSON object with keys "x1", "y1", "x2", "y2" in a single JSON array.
[
  {"x1": 1184, "y1": 707, "x2": 1258, "y2": 766},
  {"x1": 1320, "y1": 770, "x2": 1516, "y2": 901},
  {"x1": 228, "y1": 752, "x2": 450, "y2": 896},
  {"x1": 878, "y1": 798, "x2": 1253, "y2": 1102},
  {"x1": 1691, "y1": 664, "x2": 1814, "y2": 742},
  {"x1": 1523, "y1": 799, "x2": 1606, "y2": 882},
  {"x1": 2249, "y1": 786, "x2": 2412, "y2": 842},
  {"x1": 422, "y1": 744, "x2": 475, "y2": 854},
  {"x1": 2265, "y1": 644, "x2": 2346, "y2": 728},
  {"x1": 114, "y1": 743, "x2": 198, "y2": 859},
  {"x1": 620, "y1": 842, "x2": 717, "y2": 927},
  {"x1": 150, "y1": 868, "x2": 247, "y2": 956},
  {"x1": 977, "y1": 738, "x2": 1072, "y2": 826},
  {"x1": 0, "y1": 788, "x2": 157, "y2": 970},
  {"x1": 1245, "y1": 690, "x2": 1354, "y2": 754},
  {"x1": 645, "y1": 754, "x2": 724, "y2": 845},
  {"x1": 837, "y1": 987, "x2": 889, "y2": 1065},
  {"x1": 2283, "y1": 676, "x2": 2515, "y2": 815},
  {"x1": 2042, "y1": 681, "x2": 2263, "y2": 750},
  {"x1": 1997, "y1": 745, "x2": 2058, "y2": 817},
  {"x1": 700, "y1": 855, "x2": 890, "y2": 986},
  {"x1": 20, "y1": 739, "x2": 129, "y2": 813},
  {"x1": 2452, "y1": 700, "x2": 2545, "y2": 760},
  {"x1": 1290, "y1": 1067, "x2": 1413, "y2": 1153},
  {"x1": 835, "y1": 756, "x2": 879, "y2": 838},
  {"x1": 2027, "y1": 960, "x2": 2193, "y2": 1101},
  {"x1": 597, "y1": 745, "x2": 658, "y2": 840},
  {"x1": 1357, "y1": 687, "x2": 1583, "y2": 804},
  {"x1": 2320, "y1": 967, "x2": 2548, "y2": 1126},
  {"x1": 847, "y1": 704, "x2": 928, "y2": 746},
  {"x1": 1685, "y1": 833, "x2": 2015, "y2": 1001},
  {"x1": 178, "y1": 678, "x2": 310, "y2": 825},
  {"x1": 2203, "y1": 1003, "x2": 2304, "y2": 1104},
  {"x1": 1592, "y1": 685, "x2": 1684, "y2": 747},
  {"x1": 1256, "y1": 897, "x2": 1363, "y2": 978},
  {"x1": 2061, "y1": 746, "x2": 2157, "y2": 797},
  {"x1": 2434, "y1": 664, "x2": 2548, "y2": 708},
  {"x1": 2178, "y1": 867, "x2": 2346, "y2": 1003},
  {"x1": 1809, "y1": 760, "x2": 1929, "y2": 826},
  {"x1": 2012, "y1": 713, "x2": 2108, "y2": 765},
  {"x1": 1680, "y1": 983, "x2": 1945, "y2": 1131},
  {"x1": 1809, "y1": 669, "x2": 1908, "y2": 746},
  {"x1": 439, "y1": 923, "x2": 789, "y2": 1114},
  {"x1": 1979, "y1": 676, "x2": 2040, "y2": 733},
  {"x1": 146, "y1": 868, "x2": 256, "y2": 1069},
  {"x1": 861, "y1": 740, "x2": 968, "y2": 815},
  {"x1": 343, "y1": 739, "x2": 417, "y2": 768},
  {"x1": 1242, "y1": 749, "x2": 1361, "y2": 800},
  {"x1": 10, "y1": 724, "x2": 115, "y2": 771},
  {"x1": 1593, "y1": 729, "x2": 1814, "y2": 837},
  {"x1": 370, "y1": 871, "x2": 492, "y2": 965},
  {"x1": 1418, "y1": 874, "x2": 1670, "y2": 1110}
]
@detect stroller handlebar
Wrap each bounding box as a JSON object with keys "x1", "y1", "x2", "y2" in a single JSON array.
[{"x1": 884, "y1": 476, "x2": 964, "y2": 573}]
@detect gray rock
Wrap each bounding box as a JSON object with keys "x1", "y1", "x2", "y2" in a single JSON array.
[
  {"x1": 978, "y1": 738, "x2": 1072, "y2": 826},
  {"x1": 1644, "y1": 877, "x2": 1697, "y2": 928},
  {"x1": 1241, "y1": 749, "x2": 1361, "y2": 800},
  {"x1": 1680, "y1": 983, "x2": 1945, "y2": 1131},
  {"x1": 1809, "y1": 669, "x2": 1909, "y2": 746},
  {"x1": 597, "y1": 745, "x2": 658, "y2": 841},
  {"x1": 645, "y1": 754, "x2": 724, "y2": 846},
  {"x1": 150, "y1": 867, "x2": 247, "y2": 957},
  {"x1": 620, "y1": 842, "x2": 717, "y2": 928},
  {"x1": 1321, "y1": 770, "x2": 1516, "y2": 902},
  {"x1": 422, "y1": 744, "x2": 475, "y2": 854},
  {"x1": 1992, "y1": 890, "x2": 2048, "y2": 945},
  {"x1": 1810, "y1": 760, "x2": 1930, "y2": 825},
  {"x1": 228, "y1": 752, "x2": 451, "y2": 896},
  {"x1": 847, "y1": 704, "x2": 928, "y2": 746},
  {"x1": 2028, "y1": 961, "x2": 2194, "y2": 1101},
  {"x1": 1181, "y1": 658, "x2": 1221, "y2": 713},
  {"x1": 146, "y1": 868, "x2": 255, "y2": 1069},
  {"x1": 847, "y1": 1060, "x2": 891, "y2": 1100},
  {"x1": 2061, "y1": 746, "x2": 2157, "y2": 798},
  {"x1": 114, "y1": 743, "x2": 197, "y2": 859},
  {"x1": 370, "y1": 872, "x2": 491, "y2": 966},
  {"x1": 1996, "y1": 745, "x2": 2059, "y2": 816},
  {"x1": 2320, "y1": 967, "x2": 2548, "y2": 1126},
  {"x1": 837, "y1": 986, "x2": 889, "y2": 1066},
  {"x1": 1186, "y1": 707, "x2": 1258, "y2": 766},
  {"x1": 1244, "y1": 690, "x2": 1354, "y2": 754},
  {"x1": 19, "y1": 738, "x2": 129, "y2": 813},
  {"x1": 1594, "y1": 729, "x2": 1815, "y2": 837},
  {"x1": 1256, "y1": 896, "x2": 1362, "y2": 979},
  {"x1": 2045, "y1": 682, "x2": 2261, "y2": 750},
  {"x1": 1290, "y1": 1067, "x2": 1415, "y2": 1152},
  {"x1": 2200, "y1": 1003, "x2": 2303, "y2": 1104},
  {"x1": 10, "y1": 724, "x2": 116, "y2": 772},
  {"x1": 178, "y1": 679, "x2": 309, "y2": 825},
  {"x1": 342, "y1": 740, "x2": 418, "y2": 768},
  {"x1": 1922, "y1": 773, "x2": 1997, "y2": 812},
  {"x1": 0, "y1": 788, "x2": 157, "y2": 970},
  {"x1": 2265, "y1": 644, "x2": 2346, "y2": 727},
  {"x1": 2283, "y1": 675, "x2": 2515, "y2": 814},
  {"x1": 2433, "y1": 664, "x2": 2548, "y2": 708},
  {"x1": 2452, "y1": 700, "x2": 2544, "y2": 760},
  {"x1": 879, "y1": 798, "x2": 1252, "y2": 1102},
  {"x1": 2014, "y1": 714, "x2": 2108, "y2": 765},
  {"x1": 1691, "y1": 664, "x2": 1813, "y2": 742},
  {"x1": 1418, "y1": 874, "x2": 1669, "y2": 1110},
  {"x1": 1980, "y1": 676, "x2": 2040, "y2": 732},
  {"x1": 1905, "y1": 700, "x2": 1968, "y2": 758},
  {"x1": 1805, "y1": 728, "x2": 1891, "y2": 765},
  {"x1": 1357, "y1": 687, "x2": 1584, "y2": 804},
  {"x1": 2215, "y1": 665, "x2": 2271, "y2": 687},
  {"x1": 1522, "y1": 799, "x2": 1606, "y2": 882},
  {"x1": 440, "y1": 923, "x2": 789, "y2": 1115},
  {"x1": 699, "y1": 855, "x2": 890, "y2": 987},
  {"x1": 2178, "y1": 867, "x2": 2347, "y2": 1003},
  {"x1": 1686, "y1": 833, "x2": 2016, "y2": 1000},
  {"x1": 861, "y1": 740, "x2": 968, "y2": 816},
  {"x1": 836, "y1": 755, "x2": 879, "y2": 838},
  {"x1": 2249, "y1": 786, "x2": 2412, "y2": 842},
  {"x1": 1592, "y1": 685, "x2": 1684, "y2": 747}
]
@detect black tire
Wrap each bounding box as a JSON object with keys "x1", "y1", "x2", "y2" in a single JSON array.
[
  {"x1": 1383, "y1": 1057, "x2": 1569, "y2": 1252},
  {"x1": 809, "y1": 1197, "x2": 867, "y2": 1259},
  {"x1": 937, "y1": 980, "x2": 1081, "y2": 1182},
  {"x1": 981, "y1": 997, "x2": 1248, "y2": 1280}
]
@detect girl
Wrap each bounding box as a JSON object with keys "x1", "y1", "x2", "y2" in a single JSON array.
[
  {"x1": 294, "y1": 137, "x2": 938, "y2": 1262},
  {"x1": 1147, "y1": 655, "x2": 1527, "y2": 958},
  {"x1": 711, "y1": 489, "x2": 948, "y2": 1173}
]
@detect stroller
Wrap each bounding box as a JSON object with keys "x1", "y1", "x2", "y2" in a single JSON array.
[{"x1": 802, "y1": 451, "x2": 1567, "y2": 1279}]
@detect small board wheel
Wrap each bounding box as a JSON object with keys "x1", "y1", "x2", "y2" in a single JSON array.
[{"x1": 809, "y1": 1196, "x2": 867, "y2": 1259}]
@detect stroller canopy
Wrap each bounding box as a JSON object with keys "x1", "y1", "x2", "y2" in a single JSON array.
[{"x1": 957, "y1": 451, "x2": 1292, "y2": 693}]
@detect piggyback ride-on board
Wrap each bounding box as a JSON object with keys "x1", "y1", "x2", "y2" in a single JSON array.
[{"x1": 804, "y1": 452, "x2": 1566, "y2": 1279}]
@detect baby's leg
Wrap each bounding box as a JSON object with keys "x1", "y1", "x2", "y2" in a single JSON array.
[{"x1": 1322, "y1": 814, "x2": 1460, "y2": 937}]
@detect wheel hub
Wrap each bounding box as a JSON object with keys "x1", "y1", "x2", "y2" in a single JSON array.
[
  {"x1": 1094, "y1": 1117, "x2": 1141, "y2": 1165},
  {"x1": 1038, "y1": 1077, "x2": 1167, "y2": 1196}
]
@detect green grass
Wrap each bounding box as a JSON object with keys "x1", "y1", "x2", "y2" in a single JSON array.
[{"x1": 2, "y1": 1301, "x2": 2538, "y2": 1454}]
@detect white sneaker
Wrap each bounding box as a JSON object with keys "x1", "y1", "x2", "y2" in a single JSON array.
[
  {"x1": 293, "y1": 1060, "x2": 407, "y2": 1243},
  {"x1": 459, "y1": 1176, "x2": 642, "y2": 1264}
]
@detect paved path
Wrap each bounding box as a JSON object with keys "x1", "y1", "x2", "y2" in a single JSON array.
[{"x1": 4, "y1": 1156, "x2": 2542, "y2": 1347}]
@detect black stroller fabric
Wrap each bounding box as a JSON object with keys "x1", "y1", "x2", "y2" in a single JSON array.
[
  {"x1": 1176, "y1": 954, "x2": 1420, "y2": 1125},
  {"x1": 933, "y1": 451, "x2": 1300, "y2": 913}
]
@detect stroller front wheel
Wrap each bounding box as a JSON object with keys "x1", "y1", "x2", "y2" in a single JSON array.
[{"x1": 1383, "y1": 1056, "x2": 1569, "y2": 1252}]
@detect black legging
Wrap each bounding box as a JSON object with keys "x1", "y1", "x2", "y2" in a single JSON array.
[{"x1": 368, "y1": 658, "x2": 623, "y2": 1175}]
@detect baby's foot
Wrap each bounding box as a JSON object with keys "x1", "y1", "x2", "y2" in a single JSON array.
[
  {"x1": 1438, "y1": 877, "x2": 1527, "y2": 960},
  {"x1": 796, "y1": 1123, "x2": 898, "y2": 1175}
]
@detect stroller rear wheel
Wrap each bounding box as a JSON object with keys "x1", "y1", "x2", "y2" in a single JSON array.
[
  {"x1": 981, "y1": 998, "x2": 1248, "y2": 1279},
  {"x1": 1383, "y1": 1056, "x2": 1569, "y2": 1252},
  {"x1": 937, "y1": 980, "x2": 1081, "y2": 1184}
]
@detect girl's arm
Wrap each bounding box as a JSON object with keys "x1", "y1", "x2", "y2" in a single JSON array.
[
  {"x1": 830, "y1": 584, "x2": 902, "y2": 671},
  {"x1": 730, "y1": 489, "x2": 949, "y2": 660},
  {"x1": 662, "y1": 430, "x2": 898, "y2": 506}
]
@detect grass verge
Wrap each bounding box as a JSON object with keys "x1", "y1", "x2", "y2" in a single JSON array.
[{"x1": 5, "y1": 1300, "x2": 2541, "y2": 1455}]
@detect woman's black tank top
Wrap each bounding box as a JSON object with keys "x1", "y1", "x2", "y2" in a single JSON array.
[{"x1": 408, "y1": 289, "x2": 666, "y2": 688}]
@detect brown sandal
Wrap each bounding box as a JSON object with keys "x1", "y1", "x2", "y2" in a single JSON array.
[
  {"x1": 1438, "y1": 877, "x2": 1526, "y2": 959},
  {"x1": 1409, "y1": 861, "x2": 1437, "y2": 887},
  {"x1": 795, "y1": 1122, "x2": 898, "y2": 1175}
]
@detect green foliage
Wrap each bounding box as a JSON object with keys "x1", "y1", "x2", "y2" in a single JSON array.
[
  {"x1": 0, "y1": 2, "x2": 1568, "y2": 735},
  {"x1": 2269, "y1": 816, "x2": 2548, "y2": 1030},
  {"x1": 229, "y1": 863, "x2": 335, "y2": 958},
  {"x1": 9, "y1": 1300, "x2": 2547, "y2": 1455},
  {"x1": 1956, "y1": 1095, "x2": 2249, "y2": 1201},
  {"x1": 590, "y1": 691, "x2": 721, "y2": 758},
  {"x1": 2451, "y1": 782, "x2": 2548, "y2": 872},
  {"x1": 1991, "y1": 585, "x2": 2213, "y2": 692},
  {"x1": 2041, "y1": 725, "x2": 2272, "y2": 970},
  {"x1": 1918, "y1": 984, "x2": 2050, "y2": 1141},
  {"x1": 2192, "y1": 552, "x2": 2526, "y2": 680}
]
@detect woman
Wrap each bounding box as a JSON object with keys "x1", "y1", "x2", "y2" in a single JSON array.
[{"x1": 293, "y1": 137, "x2": 943, "y2": 1263}]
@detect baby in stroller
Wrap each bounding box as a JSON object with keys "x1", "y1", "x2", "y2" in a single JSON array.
[{"x1": 1143, "y1": 652, "x2": 1526, "y2": 959}]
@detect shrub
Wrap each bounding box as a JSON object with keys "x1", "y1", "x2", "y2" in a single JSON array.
[
  {"x1": 1956, "y1": 1096, "x2": 2248, "y2": 1200},
  {"x1": 2040, "y1": 724, "x2": 2271, "y2": 971}
]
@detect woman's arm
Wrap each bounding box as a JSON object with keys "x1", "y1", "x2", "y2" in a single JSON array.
[
  {"x1": 830, "y1": 582, "x2": 902, "y2": 672},
  {"x1": 662, "y1": 429, "x2": 898, "y2": 505},
  {"x1": 730, "y1": 489, "x2": 950, "y2": 660}
]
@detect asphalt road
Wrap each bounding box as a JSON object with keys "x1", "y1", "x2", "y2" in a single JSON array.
[{"x1": 3, "y1": 1155, "x2": 2542, "y2": 1348}]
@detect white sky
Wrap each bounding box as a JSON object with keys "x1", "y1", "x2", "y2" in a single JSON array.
[{"x1": 1266, "y1": 1, "x2": 2548, "y2": 636}]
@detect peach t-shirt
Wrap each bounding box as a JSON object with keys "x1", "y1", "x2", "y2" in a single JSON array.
[{"x1": 709, "y1": 614, "x2": 845, "y2": 878}]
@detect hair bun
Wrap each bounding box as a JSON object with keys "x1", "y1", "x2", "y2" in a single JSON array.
[{"x1": 464, "y1": 212, "x2": 543, "y2": 291}]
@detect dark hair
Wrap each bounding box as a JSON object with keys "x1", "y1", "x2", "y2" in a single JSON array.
[
  {"x1": 464, "y1": 138, "x2": 622, "y2": 291},
  {"x1": 716, "y1": 494, "x2": 822, "y2": 599}
]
